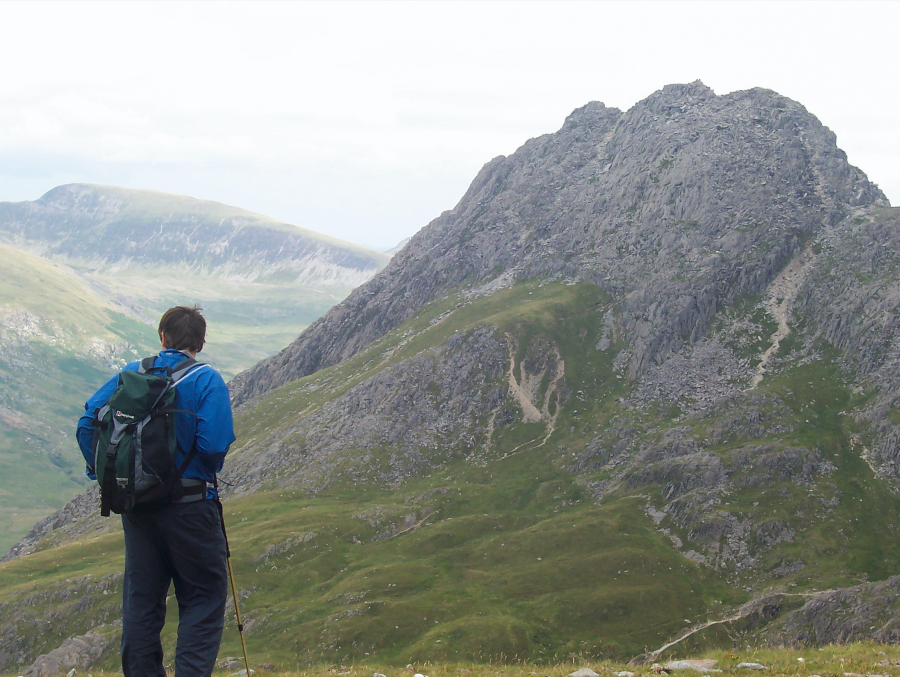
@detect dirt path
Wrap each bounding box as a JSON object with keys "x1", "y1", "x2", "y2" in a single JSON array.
[
  {"x1": 750, "y1": 246, "x2": 816, "y2": 389},
  {"x1": 641, "y1": 589, "x2": 835, "y2": 663}
]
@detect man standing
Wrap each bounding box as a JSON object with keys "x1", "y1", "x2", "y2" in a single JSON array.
[{"x1": 77, "y1": 305, "x2": 236, "y2": 677}]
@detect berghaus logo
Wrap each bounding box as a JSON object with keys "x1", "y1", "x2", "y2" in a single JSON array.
[{"x1": 115, "y1": 411, "x2": 135, "y2": 420}]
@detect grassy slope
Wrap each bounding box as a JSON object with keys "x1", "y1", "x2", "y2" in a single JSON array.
[
  {"x1": 0, "y1": 243, "x2": 159, "y2": 552},
  {"x1": 4, "y1": 644, "x2": 899, "y2": 677},
  {"x1": 3, "y1": 281, "x2": 899, "y2": 669},
  {"x1": 0, "y1": 245, "x2": 334, "y2": 551}
]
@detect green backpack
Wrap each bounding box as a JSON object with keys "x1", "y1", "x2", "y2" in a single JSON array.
[{"x1": 92, "y1": 357, "x2": 201, "y2": 516}]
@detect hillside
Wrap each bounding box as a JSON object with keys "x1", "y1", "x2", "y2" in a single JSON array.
[
  {"x1": 2, "y1": 82, "x2": 900, "y2": 672},
  {"x1": 0, "y1": 241, "x2": 160, "y2": 552},
  {"x1": 0, "y1": 186, "x2": 390, "y2": 553}
]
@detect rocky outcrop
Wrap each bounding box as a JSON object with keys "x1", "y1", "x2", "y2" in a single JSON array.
[
  {"x1": 756, "y1": 576, "x2": 900, "y2": 645},
  {"x1": 230, "y1": 81, "x2": 886, "y2": 407},
  {"x1": 21, "y1": 631, "x2": 112, "y2": 677},
  {"x1": 791, "y1": 207, "x2": 900, "y2": 485},
  {"x1": 1, "y1": 487, "x2": 114, "y2": 562},
  {"x1": 0, "y1": 574, "x2": 121, "y2": 672},
  {"x1": 222, "y1": 326, "x2": 509, "y2": 494}
]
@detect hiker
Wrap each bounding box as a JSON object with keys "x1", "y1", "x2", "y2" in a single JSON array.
[{"x1": 76, "y1": 305, "x2": 236, "y2": 677}]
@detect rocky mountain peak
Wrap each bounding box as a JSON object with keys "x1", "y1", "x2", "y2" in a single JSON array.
[
  {"x1": 229, "y1": 82, "x2": 886, "y2": 407},
  {"x1": 559, "y1": 100, "x2": 620, "y2": 132}
]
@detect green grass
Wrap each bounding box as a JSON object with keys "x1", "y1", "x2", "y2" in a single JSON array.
[
  {"x1": 0, "y1": 244, "x2": 159, "y2": 551},
  {"x1": 3, "y1": 280, "x2": 900, "y2": 669},
  {"x1": 0, "y1": 451, "x2": 739, "y2": 667},
  {"x1": 4, "y1": 643, "x2": 898, "y2": 677}
]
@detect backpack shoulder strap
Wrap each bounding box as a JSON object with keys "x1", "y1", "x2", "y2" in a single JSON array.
[
  {"x1": 138, "y1": 357, "x2": 156, "y2": 374},
  {"x1": 170, "y1": 358, "x2": 207, "y2": 385}
]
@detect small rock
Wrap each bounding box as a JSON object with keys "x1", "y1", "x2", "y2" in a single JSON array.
[
  {"x1": 665, "y1": 660, "x2": 718, "y2": 672},
  {"x1": 569, "y1": 670, "x2": 599, "y2": 677},
  {"x1": 406, "y1": 667, "x2": 415, "y2": 673},
  {"x1": 67, "y1": 671, "x2": 76, "y2": 677},
  {"x1": 414, "y1": 673, "x2": 427, "y2": 677},
  {"x1": 651, "y1": 665, "x2": 668, "y2": 675},
  {"x1": 374, "y1": 673, "x2": 387, "y2": 677},
  {"x1": 736, "y1": 664, "x2": 767, "y2": 671},
  {"x1": 615, "y1": 672, "x2": 634, "y2": 677}
]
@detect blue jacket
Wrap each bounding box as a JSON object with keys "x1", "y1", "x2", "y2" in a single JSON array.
[{"x1": 77, "y1": 349, "x2": 236, "y2": 499}]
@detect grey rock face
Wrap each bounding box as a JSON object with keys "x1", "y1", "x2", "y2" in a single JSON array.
[
  {"x1": 230, "y1": 81, "x2": 885, "y2": 407},
  {"x1": 0, "y1": 573, "x2": 121, "y2": 672},
  {"x1": 757, "y1": 576, "x2": 900, "y2": 645},
  {"x1": 222, "y1": 326, "x2": 509, "y2": 495},
  {"x1": 22, "y1": 632, "x2": 111, "y2": 677},
  {"x1": 1, "y1": 487, "x2": 107, "y2": 563},
  {"x1": 791, "y1": 207, "x2": 900, "y2": 486}
]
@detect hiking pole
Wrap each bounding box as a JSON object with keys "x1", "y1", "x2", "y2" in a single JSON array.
[{"x1": 215, "y1": 495, "x2": 252, "y2": 676}]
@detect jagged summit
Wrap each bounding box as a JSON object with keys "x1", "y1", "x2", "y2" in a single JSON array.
[{"x1": 229, "y1": 82, "x2": 886, "y2": 406}]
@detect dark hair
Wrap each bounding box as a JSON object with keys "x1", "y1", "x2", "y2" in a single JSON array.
[{"x1": 158, "y1": 305, "x2": 206, "y2": 353}]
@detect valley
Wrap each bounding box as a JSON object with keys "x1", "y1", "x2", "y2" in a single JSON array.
[{"x1": 0, "y1": 185, "x2": 389, "y2": 553}]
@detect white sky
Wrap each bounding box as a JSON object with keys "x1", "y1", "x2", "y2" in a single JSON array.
[{"x1": 0, "y1": 1, "x2": 897, "y2": 250}]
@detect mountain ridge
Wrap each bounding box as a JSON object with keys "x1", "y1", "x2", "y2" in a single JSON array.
[{"x1": 0, "y1": 183, "x2": 389, "y2": 285}]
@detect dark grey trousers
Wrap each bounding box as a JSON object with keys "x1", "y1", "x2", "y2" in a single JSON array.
[{"x1": 121, "y1": 500, "x2": 228, "y2": 677}]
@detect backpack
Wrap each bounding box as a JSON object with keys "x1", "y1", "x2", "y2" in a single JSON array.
[{"x1": 92, "y1": 356, "x2": 203, "y2": 516}]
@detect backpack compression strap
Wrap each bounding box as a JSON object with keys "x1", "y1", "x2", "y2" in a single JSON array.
[
  {"x1": 99, "y1": 421, "x2": 134, "y2": 517},
  {"x1": 99, "y1": 441, "x2": 117, "y2": 517}
]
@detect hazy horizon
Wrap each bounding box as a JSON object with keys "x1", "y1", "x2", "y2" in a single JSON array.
[{"x1": 1, "y1": 1, "x2": 896, "y2": 251}]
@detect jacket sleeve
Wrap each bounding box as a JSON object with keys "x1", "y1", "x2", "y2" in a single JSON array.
[{"x1": 193, "y1": 370, "x2": 236, "y2": 472}]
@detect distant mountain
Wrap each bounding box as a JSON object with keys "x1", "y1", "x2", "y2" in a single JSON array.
[
  {"x1": 0, "y1": 183, "x2": 391, "y2": 376},
  {"x1": 0, "y1": 185, "x2": 389, "y2": 553},
  {"x1": 0, "y1": 184, "x2": 386, "y2": 283},
  {"x1": 386, "y1": 236, "x2": 412, "y2": 255},
  {"x1": 3, "y1": 84, "x2": 900, "y2": 670}
]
